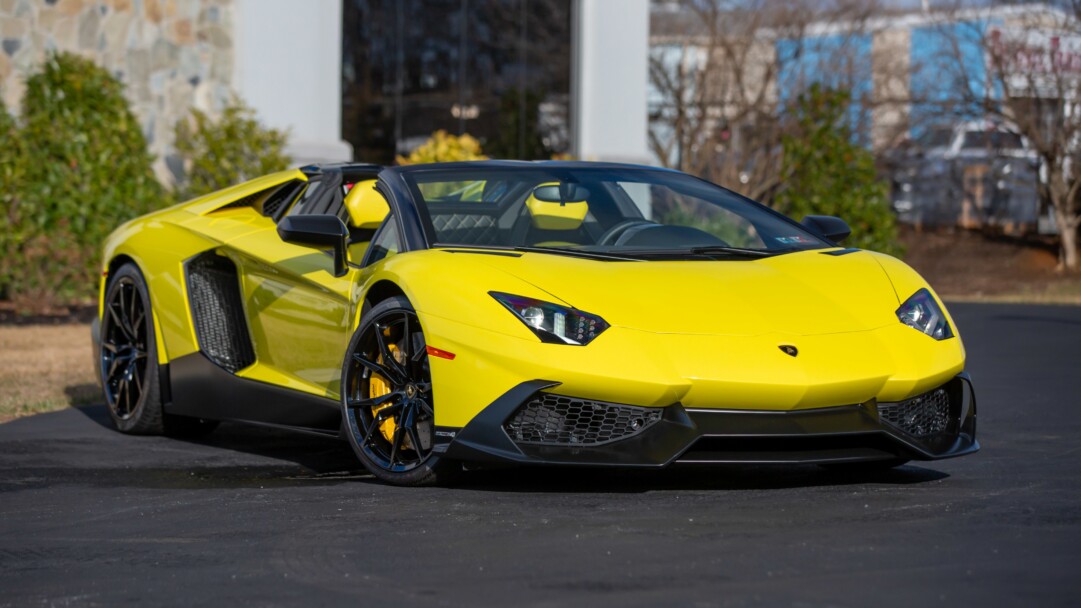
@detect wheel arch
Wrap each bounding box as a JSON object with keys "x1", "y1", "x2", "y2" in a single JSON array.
[{"x1": 356, "y1": 279, "x2": 408, "y2": 331}]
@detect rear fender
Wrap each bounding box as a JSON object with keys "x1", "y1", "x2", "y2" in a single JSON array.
[{"x1": 102, "y1": 218, "x2": 225, "y2": 364}]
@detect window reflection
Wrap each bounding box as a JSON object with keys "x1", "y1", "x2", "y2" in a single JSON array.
[{"x1": 342, "y1": 0, "x2": 573, "y2": 164}]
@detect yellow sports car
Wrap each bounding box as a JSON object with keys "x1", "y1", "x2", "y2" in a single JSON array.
[{"x1": 94, "y1": 161, "x2": 978, "y2": 485}]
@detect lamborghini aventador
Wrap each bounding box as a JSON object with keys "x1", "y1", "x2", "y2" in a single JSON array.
[{"x1": 93, "y1": 161, "x2": 978, "y2": 485}]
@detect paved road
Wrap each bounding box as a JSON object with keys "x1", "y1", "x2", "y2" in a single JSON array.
[{"x1": 1, "y1": 303, "x2": 1080, "y2": 607}]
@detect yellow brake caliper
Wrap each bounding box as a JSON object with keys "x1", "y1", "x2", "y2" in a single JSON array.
[{"x1": 369, "y1": 338, "x2": 405, "y2": 445}]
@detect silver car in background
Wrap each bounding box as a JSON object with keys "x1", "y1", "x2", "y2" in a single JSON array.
[{"x1": 890, "y1": 121, "x2": 1041, "y2": 235}]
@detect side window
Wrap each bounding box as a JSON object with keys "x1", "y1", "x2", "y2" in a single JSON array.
[
  {"x1": 284, "y1": 171, "x2": 347, "y2": 218},
  {"x1": 285, "y1": 179, "x2": 323, "y2": 216},
  {"x1": 261, "y1": 180, "x2": 306, "y2": 219},
  {"x1": 365, "y1": 218, "x2": 400, "y2": 266}
]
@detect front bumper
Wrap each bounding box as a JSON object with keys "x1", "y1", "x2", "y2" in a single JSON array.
[{"x1": 439, "y1": 373, "x2": 978, "y2": 467}]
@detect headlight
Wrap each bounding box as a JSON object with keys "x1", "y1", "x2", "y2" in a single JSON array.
[
  {"x1": 490, "y1": 291, "x2": 609, "y2": 345},
  {"x1": 896, "y1": 288, "x2": 953, "y2": 340}
]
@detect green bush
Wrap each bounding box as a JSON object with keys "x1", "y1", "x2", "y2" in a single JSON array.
[
  {"x1": 0, "y1": 103, "x2": 25, "y2": 301},
  {"x1": 4, "y1": 52, "x2": 163, "y2": 308},
  {"x1": 173, "y1": 99, "x2": 290, "y2": 201},
  {"x1": 397, "y1": 130, "x2": 488, "y2": 198},
  {"x1": 776, "y1": 84, "x2": 902, "y2": 257},
  {"x1": 396, "y1": 130, "x2": 487, "y2": 165}
]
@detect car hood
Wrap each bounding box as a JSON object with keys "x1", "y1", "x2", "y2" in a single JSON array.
[{"x1": 472, "y1": 249, "x2": 903, "y2": 336}]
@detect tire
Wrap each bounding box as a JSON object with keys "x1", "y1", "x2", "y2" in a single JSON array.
[
  {"x1": 819, "y1": 458, "x2": 910, "y2": 472},
  {"x1": 99, "y1": 263, "x2": 165, "y2": 434},
  {"x1": 340, "y1": 296, "x2": 460, "y2": 486}
]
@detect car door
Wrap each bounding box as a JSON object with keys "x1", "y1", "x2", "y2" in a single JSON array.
[{"x1": 227, "y1": 171, "x2": 376, "y2": 401}]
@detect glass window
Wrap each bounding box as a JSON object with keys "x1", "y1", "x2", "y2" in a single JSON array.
[
  {"x1": 366, "y1": 218, "x2": 400, "y2": 265},
  {"x1": 286, "y1": 180, "x2": 324, "y2": 216},
  {"x1": 342, "y1": 0, "x2": 573, "y2": 163},
  {"x1": 961, "y1": 131, "x2": 1023, "y2": 150}
]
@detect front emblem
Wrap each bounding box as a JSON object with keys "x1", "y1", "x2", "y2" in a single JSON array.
[{"x1": 779, "y1": 345, "x2": 798, "y2": 357}]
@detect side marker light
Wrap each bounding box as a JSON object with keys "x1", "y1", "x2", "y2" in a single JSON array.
[{"x1": 426, "y1": 345, "x2": 456, "y2": 360}]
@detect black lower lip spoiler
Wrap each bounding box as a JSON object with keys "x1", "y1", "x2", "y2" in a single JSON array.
[{"x1": 437, "y1": 374, "x2": 978, "y2": 468}]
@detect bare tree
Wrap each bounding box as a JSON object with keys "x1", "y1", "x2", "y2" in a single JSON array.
[
  {"x1": 931, "y1": 3, "x2": 1081, "y2": 269},
  {"x1": 648, "y1": 0, "x2": 882, "y2": 203}
]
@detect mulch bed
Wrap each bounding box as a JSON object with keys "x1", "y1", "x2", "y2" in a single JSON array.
[{"x1": 0, "y1": 303, "x2": 97, "y2": 326}]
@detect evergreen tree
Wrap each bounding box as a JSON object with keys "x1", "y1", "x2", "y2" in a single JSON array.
[
  {"x1": 17, "y1": 52, "x2": 163, "y2": 304},
  {"x1": 173, "y1": 99, "x2": 290, "y2": 201},
  {"x1": 776, "y1": 84, "x2": 902, "y2": 256}
]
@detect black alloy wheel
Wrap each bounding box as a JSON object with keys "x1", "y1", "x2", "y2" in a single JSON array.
[
  {"x1": 100, "y1": 263, "x2": 218, "y2": 436},
  {"x1": 341, "y1": 296, "x2": 458, "y2": 486},
  {"x1": 100, "y1": 264, "x2": 164, "y2": 434}
]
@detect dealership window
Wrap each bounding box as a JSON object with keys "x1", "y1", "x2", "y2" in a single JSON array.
[{"x1": 342, "y1": 0, "x2": 573, "y2": 164}]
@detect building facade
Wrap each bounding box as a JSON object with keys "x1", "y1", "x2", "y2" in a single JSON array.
[{"x1": 0, "y1": 0, "x2": 650, "y2": 185}]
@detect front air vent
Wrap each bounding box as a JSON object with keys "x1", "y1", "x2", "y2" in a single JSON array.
[
  {"x1": 186, "y1": 252, "x2": 255, "y2": 373},
  {"x1": 504, "y1": 393, "x2": 662, "y2": 446},
  {"x1": 878, "y1": 388, "x2": 951, "y2": 438}
]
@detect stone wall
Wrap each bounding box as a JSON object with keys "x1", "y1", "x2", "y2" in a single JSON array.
[{"x1": 0, "y1": 0, "x2": 235, "y2": 184}]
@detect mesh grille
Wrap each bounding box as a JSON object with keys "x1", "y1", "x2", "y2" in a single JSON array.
[
  {"x1": 262, "y1": 181, "x2": 302, "y2": 218},
  {"x1": 214, "y1": 190, "x2": 262, "y2": 212},
  {"x1": 261, "y1": 193, "x2": 287, "y2": 218},
  {"x1": 878, "y1": 388, "x2": 950, "y2": 437},
  {"x1": 504, "y1": 393, "x2": 662, "y2": 446},
  {"x1": 186, "y1": 253, "x2": 255, "y2": 373}
]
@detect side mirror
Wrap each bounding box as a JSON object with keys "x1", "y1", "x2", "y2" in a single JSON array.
[
  {"x1": 801, "y1": 215, "x2": 851, "y2": 244},
  {"x1": 277, "y1": 214, "x2": 350, "y2": 277}
]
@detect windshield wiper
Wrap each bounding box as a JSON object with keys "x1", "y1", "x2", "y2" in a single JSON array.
[
  {"x1": 688, "y1": 246, "x2": 779, "y2": 257},
  {"x1": 615, "y1": 246, "x2": 780, "y2": 258},
  {"x1": 512, "y1": 246, "x2": 642, "y2": 262}
]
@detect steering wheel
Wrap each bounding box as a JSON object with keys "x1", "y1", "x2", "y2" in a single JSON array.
[{"x1": 597, "y1": 220, "x2": 655, "y2": 246}]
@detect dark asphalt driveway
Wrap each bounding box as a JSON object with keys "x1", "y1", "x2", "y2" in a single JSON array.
[{"x1": 1, "y1": 303, "x2": 1080, "y2": 607}]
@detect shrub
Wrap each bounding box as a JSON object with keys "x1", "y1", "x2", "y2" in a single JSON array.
[
  {"x1": 396, "y1": 130, "x2": 487, "y2": 165},
  {"x1": 173, "y1": 98, "x2": 290, "y2": 201},
  {"x1": 776, "y1": 84, "x2": 903, "y2": 257},
  {"x1": 8, "y1": 52, "x2": 163, "y2": 308},
  {"x1": 0, "y1": 103, "x2": 25, "y2": 301}
]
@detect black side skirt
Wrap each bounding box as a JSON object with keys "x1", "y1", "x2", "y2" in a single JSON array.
[{"x1": 165, "y1": 352, "x2": 341, "y2": 436}]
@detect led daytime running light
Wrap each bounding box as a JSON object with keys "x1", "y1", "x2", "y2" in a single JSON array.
[
  {"x1": 490, "y1": 291, "x2": 609, "y2": 345},
  {"x1": 896, "y1": 288, "x2": 953, "y2": 340}
]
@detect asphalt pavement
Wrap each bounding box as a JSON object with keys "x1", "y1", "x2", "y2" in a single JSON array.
[{"x1": 1, "y1": 303, "x2": 1080, "y2": 607}]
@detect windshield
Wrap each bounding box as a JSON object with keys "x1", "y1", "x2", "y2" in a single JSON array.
[
  {"x1": 401, "y1": 167, "x2": 829, "y2": 259},
  {"x1": 918, "y1": 128, "x2": 953, "y2": 148},
  {"x1": 961, "y1": 130, "x2": 1023, "y2": 150}
]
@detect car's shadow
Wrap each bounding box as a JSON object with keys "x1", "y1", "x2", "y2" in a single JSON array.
[
  {"x1": 70, "y1": 402, "x2": 360, "y2": 475},
  {"x1": 454, "y1": 463, "x2": 948, "y2": 493},
  {"x1": 70, "y1": 402, "x2": 949, "y2": 493}
]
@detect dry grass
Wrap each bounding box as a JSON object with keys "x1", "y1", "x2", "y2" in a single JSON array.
[{"x1": 0, "y1": 323, "x2": 99, "y2": 423}]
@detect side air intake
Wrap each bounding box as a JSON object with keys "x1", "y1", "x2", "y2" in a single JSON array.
[
  {"x1": 878, "y1": 387, "x2": 952, "y2": 438},
  {"x1": 186, "y1": 252, "x2": 256, "y2": 373},
  {"x1": 504, "y1": 393, "x2": 662, "y2": 446}
]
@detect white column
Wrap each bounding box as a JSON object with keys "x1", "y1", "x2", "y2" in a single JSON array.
[
  {"x1": 573, "y1": 0, "x2": 652, "y2": 165},
  {"x1": 233, "y1": 0, "x2": 353, "y2": 164}
]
